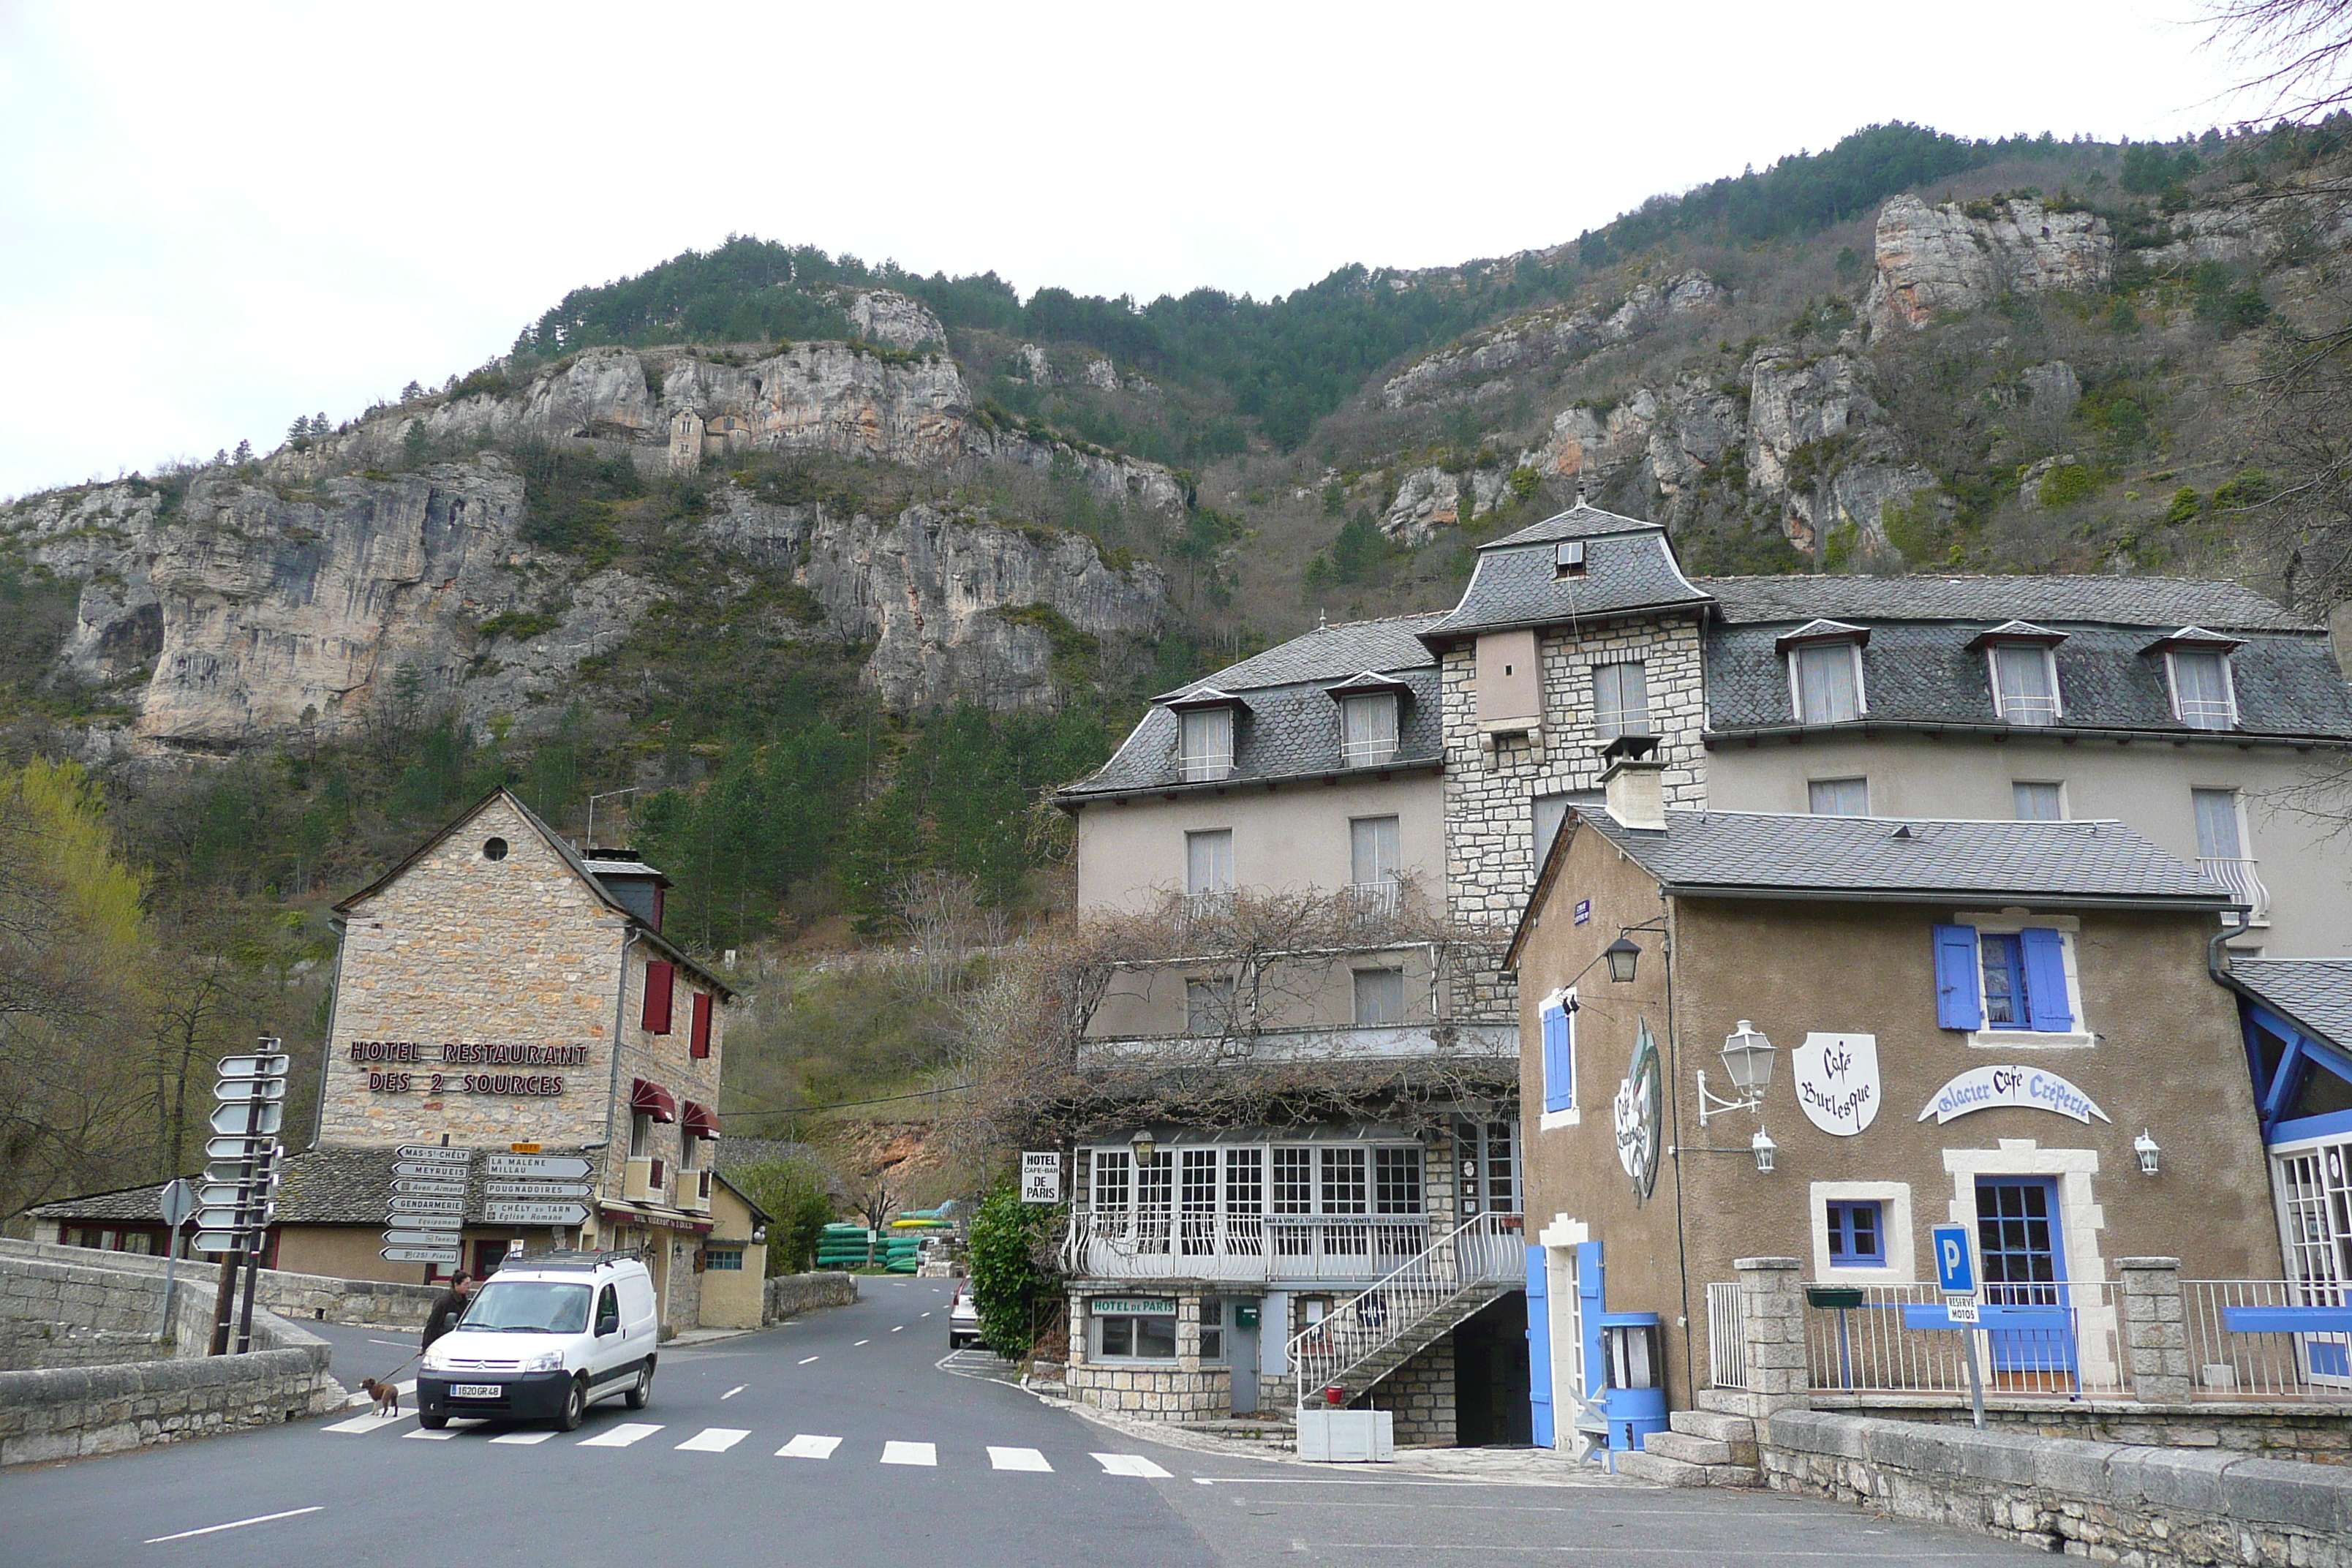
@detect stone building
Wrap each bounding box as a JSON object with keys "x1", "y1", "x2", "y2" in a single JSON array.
[{"x1": 30, "y1": 788, "x2": 767, "y2": 1336}]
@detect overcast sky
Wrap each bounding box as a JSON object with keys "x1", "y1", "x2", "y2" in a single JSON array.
[{"x1": 0, "y1": 1, "x2": 2295, "y2": 500}]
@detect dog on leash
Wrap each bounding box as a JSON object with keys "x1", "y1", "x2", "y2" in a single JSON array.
[{"x1": 360, "y1": 1377, "x2": 402, "y2": 1417}]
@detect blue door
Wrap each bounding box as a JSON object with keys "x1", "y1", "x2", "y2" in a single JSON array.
[
  {"x1": 1975, "y1": 1177, "x2": 2076, "y2": 1382},
  {"x1": 1525, "y1": 1245, "x2": 1553, "y2": 1448}
]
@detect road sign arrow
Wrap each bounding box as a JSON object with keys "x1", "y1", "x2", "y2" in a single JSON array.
[
  {"x1": 203, "y1": 1159, "x2": 278, "y2": 1187},
  {"x1": 204, "y1": 1134, "x2": 275, "y2": 1161},
  {"x1": 396, "y1": 1145, "x2": 473, "y2": 1164},
  {"x1": 392, "y1": 1178, "x2": 467, "y2": 1197},
  {"x1": 215, "y1": 1053, "x2": 292, "y2": 1079},
  {"x1": 208, "y1": 1103, "x2": 282, "y2": 1136},
  {"x1": 483, "y1": 1155, "x2": 592, "y2": 1180},
  {"x1": 381, "y1": 1247, "x2": 460, "y2": 1264},
  {"x1": 483, "y1": 1180, "x2": 591, "y2": 1199},
  {"x1": 212, "y1": 1078, "x2": 287, "y2": 1103},
  {"x1": 381, "y1": 1228, "x2": 467, "y2": 1247},
  {"x1": 198, "y1": 1182, "x2": 274, "y2": 1209},
  {"x1": 483, "y1": 1202, "x2": 588, "y2": 1226},
  {"x1": 196, "y1": 1203, "x2": 273, "y2": 1230},
  {"x1": 191, "y1": 1229, "x2": 264, "y2": 1254},
  {"x1": 387, "y1": 1196, "x2": 465, "y2": 1213},
  {"x1": 383, "y1": 1212, "x2": 463, "y2": 1231}
]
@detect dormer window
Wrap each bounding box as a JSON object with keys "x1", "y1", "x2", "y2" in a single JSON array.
[
  {"x1": 1180, "y1": 707, "x2": 1235, "y2": 782},
  {"x1": 1341, "y1": 693, "x2": 1399, "y2": 767},
  {"x1": 2143, "y1": 628, "x2": 2244, "y2": 731},
  {"x1": 1776, "y1": 620, "x2": 1869, "y2": 725},
  {"x1": 1970, "y1": 622, "x2": 2068, "y2": 727},
  {"x1": 1555, "y1": 540, "x2": 1586, "y2": 578}
]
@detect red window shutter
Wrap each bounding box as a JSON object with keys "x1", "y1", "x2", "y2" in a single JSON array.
[
  {"x1": 690, "y1": 992, "x2": 713, "y2": 1058},
  {"x1": 643, "y1": 961, "x2": 675, "y2": 1034}
]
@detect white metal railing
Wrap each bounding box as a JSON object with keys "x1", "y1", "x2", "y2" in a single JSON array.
[
  {"x1": 1341, "y1": 740, "x2": 1397, "y2": 769},
  {"x1": 1345, "y1": 880, "x2": 1401, "y2": 921},
  {"x1": 2182, "y1": 1279, "x2": 2352, "y2": 1400},
  {"x1": 1064, "y1": 1210, "x2": 1434, "y2": 1283},
  {"x1": 1798, "y1": 1281, "x2": 2125, "y2": 1397},
  {"x1": 1286, "y1": 1212, "x2": 1524, "y2": 1415},
  {"x1": 1706, "y1": 1281, "x2": 1749, "y2": 1390},
  {"x1": 2200, "y1": 857, "x2": 2272, "y2": 925},
  {"x1": 1179, "y1": 749, "x2": 1234, "y2": 783},
  {"x1": 2179, "y1": 699, "x2": 2236, "y2": 731}
]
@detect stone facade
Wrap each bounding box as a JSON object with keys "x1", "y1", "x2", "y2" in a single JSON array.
[
  {"x1": 1363, "y1": 1335, "x2": 1457, "y2": 1447},
  {"x1": 1063, "y1": 1288, "x2": 1234, "y2": 1420},
  {"x1": 1439, "y1": 611, "x2": 1707, "y2": 1013}
]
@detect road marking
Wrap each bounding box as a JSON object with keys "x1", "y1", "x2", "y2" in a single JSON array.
[
  {"x1": 989, "y1": 1446, "x2": 1052, "y2": 1471},
  {"x1": 799, "y1": 1356, "x2": 820, "y2": 1365},
  {"x1": 324, "y1": 1410, "x2": 410, "y2": 1434},
  {"x1": 1093, "y1": 1452, "x2": 1172, "y2": 1477},
  {"x1": 489, "y1": 1431, "x2": 554, "y2": 1446},
  {"x1": 677, "y1": 1427, "x2": 750, "y2": 1453},
  {"x1": 881, "y1": 1441, "x2": 937, "y2": 1466},
  {"x1": 854, "y1": 1339, "x2": 871, "y2": 1346},
  {"x1": 145, "y1": 1507, "x2": 324, "y2": 1545},
  {"x1": 920, "y1": 1311, "x2": 932, "y2": 1318},
  {"x1": 721, "y1": 1385, "x2": 746, "y2": 1400},
  {"x1": 577, "y1": 1422, "x2": 663, "y2": 1448},
  {"x1": 777, "y1": 1433, "x2": 842, "y2": 1459},
  {"x1": 890, "y1": 1324, "x2": 903, "y2": 1333},
  {"x1": 404, "y1": 1428, "x2": 456, "y2": 1441},
  {"x1": 367, "y1": 1337, "x2": 409, "y2": 1347}
]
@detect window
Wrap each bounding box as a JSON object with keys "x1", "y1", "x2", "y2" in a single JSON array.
[
  {"x1": 1791, "y1": 642, "x2": 1863, "y2": 723},
  {"x1": 1341, "y1": 693, "x2": 1399, "y2": 767},
  {"x1": 1199, "y1": 1297, "x2": 1226, "y2": 1360},
  {"x1": 1540, "y1": 994, "x2": 1576, "y2": 1118},
  {"x1": 1555, "y1": 540, "x2": 1586, "y2": 578},
  {"x1": 481, "y1": 837, "x2": 508, "y2": 862},
  {"x1": 690, "y1": 992, "x2": 713, "y2": 1058},
  {"x1": 1186, "y1": 976, "x2": 1233, "y2": 1034},
  {"x1": 1224, "y1": 1148, "x2": 1263, "y2": 1246},
  {"x1": 1098, "y1": 1310, "x2": 1178, "y2": 1360},
  {"x1": 1180, "y1": 707, "x2": 1235, "y2": 782},
  {"x1": 1809, "y1": 777, "x2": 1869, "y2": 816},
  {"x1": 2193, "y1": 788, "x2": 2244, "y2": 862},
  {"x1": 1350, "y1": 815, "x2": 1402, "y2": 888},
  {"x1": 1092, "y1": 1150, "x2": 1131, "y2": 1213},
  {"x1": 1932, "y1": 923, "x2": 2076, "y2": 1034},
  {"x1": 1825, "y1": 1201, "x2": 1885, "y2": 1267},
  {"x1": 1593, "y1": 661, "x2": 1651, "y2": 742},
  {"x1": 1989, "y1": 644, "x2": 2061, "y2": 725},
  {"x1": 642, "y1": 961, "x2": 675, "y2": 1034},
  {"x1": 1373, "y1": 1146, "x2": 1423, "y2": 1215},
  {"x1": 1319, "y1": 1147, "x2": 1368, "y2": 1215},
  {"x1": 1271, "y1": 1148, "x2": 1313, "y2": 1215},
  {"x1": 1353, "y1": 968, "x2": 1405, "y2": 1027},
  {"x1": 1181, "y1": 1149, "x2": 1218, "y2": 1255},
  {"x1": 2168, "y1": 649, "x2": 2236, "y2": 730},
  {"x1": 2013, "y1": 782, "x2": 2064, "y2": 821},
  {"x1": 629, "y1": 1109, "x2": 653, "y2": 1158},
  {"x1": 1185, "y1": 829, "x2": 1233, "y2": 896},
  {"x1": 704, "y1": 1248, "x2": 744, "y2": 1271}
]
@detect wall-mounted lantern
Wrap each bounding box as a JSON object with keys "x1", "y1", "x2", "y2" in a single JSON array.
[
  {"x1": 1131, "y1": 1127, "x2": 1158, "y2": 1164},
  {"x1": 2134, "y1": 1129, "x2": 2160, "y2": 1176},
  {"x1": 1603, "y1": 937, "x2": 1643, "y2": 984},
  {"x1": 1751, "y1": 1127, "x2": 1778, "y2": 1175},
  {"x1": 1698, "y1": 1021, "x2": 1776, "y2": 1127}
]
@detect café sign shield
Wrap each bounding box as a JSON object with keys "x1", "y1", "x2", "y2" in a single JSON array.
[{"x1": 1793, "y1": 1033, "x2": 1881, "y2": 1137}]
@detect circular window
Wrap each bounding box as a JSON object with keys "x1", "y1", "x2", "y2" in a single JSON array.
[{"x1": 482, "y1": 837, "x2": 509, "y2": 862}]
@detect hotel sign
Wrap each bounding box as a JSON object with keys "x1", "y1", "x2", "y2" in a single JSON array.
[
  {"x1": 1793, "y1": 1033, "x2": 1880, "y2": 1137},
  {"x1": 1918, "y1": 1066, "x2": 2111, "y2": 1126}
]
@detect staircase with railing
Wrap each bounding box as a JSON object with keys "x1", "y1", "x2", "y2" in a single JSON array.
[{"x1": 1284, "y1": 1212, "x2": 1523, "y2": 1417}]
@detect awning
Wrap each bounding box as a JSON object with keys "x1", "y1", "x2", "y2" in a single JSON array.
[
  {"x1": 682, "y1": 1100, "x2": 719, "y2": 1141},
  {"x1": 631, "y1": 1078, "x2": 676, "y2": 1123}
]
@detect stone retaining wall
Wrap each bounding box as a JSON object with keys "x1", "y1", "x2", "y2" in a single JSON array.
[
  {"x1": 1066, "y1": 1360, "x2": 1232, "y2": 1418},
  {"x1": 1362, "y1": 1335, "x2": 1457, "y2": 1447},
  {"x1": 0, "y1": 1238, "x2": 442, "y2": 1328},
  {"x1": 1817, "y1": 1397, "x2": 2352, "y2": 1466},
  {"x1": 762, "y1": 1270, "x2": 858, "y2": 1324},
  {"x1": 1764, "y1": 1409, "x2": 2352, "y2": 1567},
  {"x1": 0, "y1": 1322, "x2": 173, "y2": 1371}
]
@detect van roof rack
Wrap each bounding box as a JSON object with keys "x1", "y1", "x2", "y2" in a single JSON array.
[{"x1": 505, "y1": 1248, "x2": 645, "y2": 1271}]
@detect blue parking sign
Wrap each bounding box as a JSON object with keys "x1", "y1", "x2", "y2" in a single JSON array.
[{"x1": 1931, "y1": 1224, "x2": 1975, "y2": 1294}]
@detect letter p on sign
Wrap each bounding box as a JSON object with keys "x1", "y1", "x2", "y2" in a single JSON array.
[{"x1": 1932, "y1": 1224, "x2": 1975, "y2": 1294}]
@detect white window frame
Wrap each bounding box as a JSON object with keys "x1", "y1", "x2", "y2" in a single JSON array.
[
  {"x1": 1339, "y1": 693, "x2": 1400, "y2": 768},
  {"x1": 2166, "y1": 649, "x2": 2240, "y2": 731},
  {"x1": 1179, "y1": 706, "x2": 1235, "y2": 782},
  {"x1": 2011, "y1": 780, "x2": 2067, "y2": 821},
  {"x1": 1787, "y1": 640, "x2": 1867, "y2": 725},
  {"x1": 1539, "y1": 986, "x2": 1580, "y2": 1131},
  {"x1": 1352, "y1": 966, "x2": 1406, "y2": 1028},
  {"x1": 1808, "y1": 777, "x2": 1869, "y2": 816},
  {"x1": 1953, "y1": 911, "x2": 2093, "y2": 1049},
  {"x1": 1591, "y1": 660, "x2": 1652, "y2": 742},
  {"x1": 1808, "y1": 1180, "x2": 1916, "y2": 1282},
  {"x1": 1185, "y1": 829, "x2": 1234, "y2": 897},
  {"x1": 1986, "y1": 642, "x2": 2063, "y2": 725}
]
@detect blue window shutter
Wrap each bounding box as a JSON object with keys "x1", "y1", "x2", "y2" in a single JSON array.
[
  {"x1": 1542, "y1": 1005, "x2": 1574, "y2": 1114},
  {"x1": 1933, "y1": 924, "x2": 1981, "y2": 1030},
  {"x1": 2019, "y1": 928, "x2": 2073, "y2": 1033},
  {"x1": 1525, "y1": 1245, "x2": 1553, "y2": 1448}
]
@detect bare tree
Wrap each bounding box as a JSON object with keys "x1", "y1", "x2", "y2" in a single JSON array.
[
  {"x1": 2207, "y1": 1, "x2": 2352, "y2": 117},
  {"x1": 889, "y1": 870, "x2": 1005, "y2": 998}
]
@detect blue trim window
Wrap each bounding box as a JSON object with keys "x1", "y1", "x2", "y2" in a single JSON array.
[
  {"x1": 1980, "y1": 934, "x2": 2025, "y2": 1028},
  {"x1": 1826, "y1": 1201, "x2": 1885, "y2": 1267}
]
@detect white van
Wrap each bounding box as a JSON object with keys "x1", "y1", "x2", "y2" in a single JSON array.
[{"x1": 416, "y1": 1253, "x2": 660, "y2": 1431}]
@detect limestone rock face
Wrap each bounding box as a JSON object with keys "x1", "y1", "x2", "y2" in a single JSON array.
[
  {"x1": 1082, "y1": 358, "x2": 1120, "y2": 391},
  {"x1": 1381, "y1": 467, "x2": 1461, "y2": 543},
  {"x1": 1866, "y1": 195, "x2": 2114, "y2": 331},
  {"x1": 799, "y1": 503, "x2": 1166, "y2": 712},
  {"x1": 1380, "y1": 270, "x2": 1725, "y2": 410},
  {"x1": 839, "y1": 287, "x2": 948, "y2": 352}
]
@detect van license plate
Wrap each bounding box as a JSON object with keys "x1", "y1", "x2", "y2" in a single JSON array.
[{"x1": 451, "y1": 1384, "x2": 502, "y2": 1398}]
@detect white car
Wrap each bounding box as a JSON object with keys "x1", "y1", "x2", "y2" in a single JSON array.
[
  {"x1": 948, "y1": 1279, "x2": 984, "y2": 1349},
  {"x1": 418, "y1": 1253, "x2": 659, "y2": 1431}
]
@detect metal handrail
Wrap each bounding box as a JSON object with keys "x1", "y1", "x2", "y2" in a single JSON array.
[{"x1": 1286, "y1": 1211, "x2": 1523, "y2": 1418}]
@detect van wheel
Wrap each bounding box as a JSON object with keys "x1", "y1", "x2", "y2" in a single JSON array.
[
  {"x1": 623, "y1": 1362, "x2": 652, "y2": 1410},
  {"x1": 556, "y1": 1376, "x2": 587, "y2": 1432},
  {"x1": 418, "y1": 1409, "x2": 447, "y2": 1431}
]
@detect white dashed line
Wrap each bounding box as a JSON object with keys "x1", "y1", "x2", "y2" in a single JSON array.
[
  {"x1": 799, "y1": 1356, "x2": 820, "y2": 1365},
  {"x1": 989, "y1": 1446, "x2": 1052, "y2": 1471},
  {"x1": 1093, "y1": 1452, "x2": 1172, "y2": 1477},
  {"x1": 145, "y1": 1507, "x2": 323, "y2": 1545},
  {"x1": 489, "y1": 1431, "x2": 554, "y2": 1446},
  {"x1": 721, "y1": 1385, "x2": 745, "y2": 1400},
  {"x1": 677, "y1": 1428, "x2": 750, "y2": 1453},
  {"x1": 576, "y1": 1422, "x2": 663, "y2": 1448},
  {"x1": 854, "y1": 1339, "x2": 870, "y2": 1346},
  {"x1": 404, "y1": 1428, "x2": 456, "y2": 1441},
  {"x1": 881, "y1": 1441, "x2": 937, "y2": 1466},
  {"x1": 890, "y1": 1325, "x2": 903, "y2": 1333},
  {"x1": 777, "y1": 1433, "x2": 842, "y2": 1459}
]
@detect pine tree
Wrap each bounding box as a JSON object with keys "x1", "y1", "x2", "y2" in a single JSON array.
[
  {"x1": 287, "y1": 415, "x2": 311, "y2": 443},
  {"x1": 402, "y1": 380, "x2": 423, "y2": 402},
  {"x1": 232, "y1": 439, "x2": 252, "y2": 464}
]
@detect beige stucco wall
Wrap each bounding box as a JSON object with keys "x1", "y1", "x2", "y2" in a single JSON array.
[
  {"x1": 1706, "y1": 734, "x2": 2352, "y2": 957},
  {"x1": 696, "y1": 1182, "x2": 767, "y2": 1329},
  {"x1": 1512, "y1": 815, "x2": 2283, "y2": 1410},
  {"x1": 1089, "y1": 946, "x2": 1440, "y2": 1039},
  {"x1": 1072, "y1": 774, "x2": 1443, "y2": 913}
]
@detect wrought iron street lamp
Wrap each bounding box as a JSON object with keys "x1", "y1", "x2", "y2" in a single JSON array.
[{"x1": 1603, "y1": 937, "x2": 1643, "y2": 984}]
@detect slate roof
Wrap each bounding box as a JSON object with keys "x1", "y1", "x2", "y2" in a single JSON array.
[
  {"x1": 1705, "y1": 618, "x2": 2352, "y2": 737},
  {"x1": 1169, "y1": 613, "x2": 1445, "y2": 694},
  {"x1": 1420, "y1": 505, "x2": 1710, "y2": 642},
  {"x1": 2225, "y1": 960, "x2": 2352, "y2": 1051},
  {"x1": 1698, "y1": 574, "x2": 2315, "y2": 632},
  {"x1": 1575, "y1": 804, "x2": 2232, "y2": 907}
]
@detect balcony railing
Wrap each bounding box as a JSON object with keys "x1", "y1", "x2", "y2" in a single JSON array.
[
  {"x1": 2200, "y1": 856, "x2": 2272, "y2": 926},
  {"x1": 1798, "y1": 1280, "x2": 2125, "y2": 1397},
  {"x1": 1344, "y1": 880, "x2": 1401, "y2": 921},
  {"x1": 2182, "y1": 1279, "x2": 2352, "y2": 1399},
  {"x1": 1178, "y1": 749, "x2": 1234, "y2": 783},
  {"x1": 1065, "y1": 1210, "x2": 1445, "y2": 1283}
]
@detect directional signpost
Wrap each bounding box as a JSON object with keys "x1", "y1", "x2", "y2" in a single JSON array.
[
  {"x1": 201, "y1": 1044, "x2": 287, "y2": 1356},
  {"x1": 483, "y1": 1202, "x2": 589, "y2": 1226},
  {"x1": 385, "y1": 1145, "x2": 470, "y2": 1272},
  {"x1": 157, "y1": 1179, "x2": 195, "y2": 1335},
  {"x1": 1931, "y1": 1223, "x2": 1986, "y2": 1429}
]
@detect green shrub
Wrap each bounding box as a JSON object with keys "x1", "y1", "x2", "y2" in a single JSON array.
[
  {"x1": 2038, "y1": 461, "x2": 2097, "y2": 509},
  {"x1": 2163, "y1": 487, "x2": 2203, "y2": 525},
  {"x1": 968, "y1": 1181, "x2": 1059, "y2": 1357},
  {"x1": 735, "y1": 1158, "x2": 837, "y2": 1275},
  {"x1": 2214, "y1": 469, "x2": 2272, "y2": 510},
  {"x1": 477, "y1": 610, "x2": 562, "y2": 644}
]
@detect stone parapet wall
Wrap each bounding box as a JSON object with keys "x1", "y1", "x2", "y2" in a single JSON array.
[
  {"x1": 1763, "y1": 1409, "x2": 2352, "y2": 1567},
  {"x1": 0, "y1": 1238, "x2": 442, "y2": 1328},
  {"x1": 1067, "y1": 1360, "x2": 1232, "y2": 1418},
  {"x1": 1817, "y1": 1398, "x2": 2352, "y2": 1467},
  {"x1": 763, "y1": 1270, "x2": 858, "y2": 1324},
  {"x1": 0, "y1": 1322, "x2": 174, "y2": 1371}
]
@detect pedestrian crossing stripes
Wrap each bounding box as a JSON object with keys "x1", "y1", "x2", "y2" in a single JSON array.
[{"x1": 323, "y1": 1413, "x2": 1177, "y2": 1479}]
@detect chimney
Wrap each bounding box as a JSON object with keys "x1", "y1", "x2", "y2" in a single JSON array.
[{"x1": 1599, "y1": 735, "x2": 1665, "y2": 831}]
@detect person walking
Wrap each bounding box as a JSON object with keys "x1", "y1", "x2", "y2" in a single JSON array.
[{"x1": 422, "y1": 1271, "x2": 474, "y2": 1351}]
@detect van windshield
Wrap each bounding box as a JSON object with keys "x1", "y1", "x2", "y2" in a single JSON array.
[{"x1": 459, "y1": 1280, "x2": 591, "y2": 1334}]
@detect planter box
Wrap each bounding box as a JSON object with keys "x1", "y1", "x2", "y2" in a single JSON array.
[{"x1": 1297, "y1": 1409, "x2": 1393, "y2": 1463}]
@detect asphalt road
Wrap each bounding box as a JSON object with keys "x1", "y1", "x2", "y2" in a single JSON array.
[{"x1": 1, "y1": 1278, "x2": 2054, "y2": 1567}]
